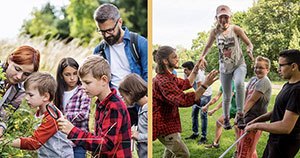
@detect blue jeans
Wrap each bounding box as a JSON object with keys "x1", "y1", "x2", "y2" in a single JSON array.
[
  {"x1": 73, "y1": 146, "x2": 86, "y2": 158},
  {"x1": 220, "y1": 64, "x2": 247, "y2": 118},
  {"x1": 192, "y1": 95, "x2": 211, "y2": 138}
]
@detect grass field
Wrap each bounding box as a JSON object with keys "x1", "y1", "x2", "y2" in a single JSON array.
[{"x1": 152, "y1": 72, "x2": 300, "y2": 158}]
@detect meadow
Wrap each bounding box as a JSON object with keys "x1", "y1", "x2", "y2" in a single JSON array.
[{"x1": 152, "y1": 70, "x2": 300, "y2": 158}]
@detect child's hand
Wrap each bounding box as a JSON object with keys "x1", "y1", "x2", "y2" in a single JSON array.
[
  {"x1": 208, "y1": 109, "x2": 215, "y2": 116},
  {"x1": 57, "y1": 117, "x2": 74, "y2": 135},
  {"x1": 131, "y1": 130, "x2": 139, "y2": 140},
  {"x1": 199, "y1": 57, "x2": 207, "y2": 70}
]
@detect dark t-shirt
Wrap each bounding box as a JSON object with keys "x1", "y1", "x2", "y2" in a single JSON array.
[
  {"x1": 270, "y1": 80, "x2": 300, "y2": 138},
  {"x1": 264, "y1": 81, "x2": 300, "y2": 158}
]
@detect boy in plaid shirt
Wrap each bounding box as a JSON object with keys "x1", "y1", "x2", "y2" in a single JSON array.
[{"x1": 58, "y1": 55, "x2": 131, "y2": 158}]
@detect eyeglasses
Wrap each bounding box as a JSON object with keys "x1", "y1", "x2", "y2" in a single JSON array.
[
  {"x1": 97, "y1": 18, "x2": 119, "y2": 35},
  {"x1": 279, "y1": 62, "x2": 293, "y2": 67}
]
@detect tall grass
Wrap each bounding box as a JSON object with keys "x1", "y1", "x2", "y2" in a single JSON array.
[{"x1": 0, "y1": 36, "x2": 98, "y2": 75}]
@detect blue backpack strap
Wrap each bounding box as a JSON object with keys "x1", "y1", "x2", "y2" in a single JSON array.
[{"x1": 94, "y1": 40, "x2": 107, "y2": 60}]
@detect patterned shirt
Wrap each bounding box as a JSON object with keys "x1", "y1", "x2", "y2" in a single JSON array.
[
  {"x1": 63, "y1": 85, "x2": 91, "y2": 131},
  {"x1": 153, "y1": 71, "x2": 196, "y2": 140},
  {"x1": 68, "y1": 89, "x2": 132, "y2": 158}
]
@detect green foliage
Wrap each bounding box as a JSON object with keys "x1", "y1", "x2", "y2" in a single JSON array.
[
  {"x1": 289, "y1": 27, "x2": 300, "y2": 50},
  {"x1": 116, "y1": 0, "x2": 147, "y2": 37},
  {"x1": 242, "y1": 0, "x2": 300, "y2": 80},
  {"x1": 189, "y1": 0, "x2": 300, "y2": 80},
  {"x1": 0, "y1": 101, "x2": 38, "y2": 158},
  {"x1": 66, "y1": 0, "x2": 99, "y2": 45},
  {"x1": 21, "y1": 0, "x2": 147, "y2": 46},
  {"x1": 21, "y1": 3, "x2": 63, "y2": 41},
  {"x1": 190, "y1": 31, "x2": 220, "y2": 72}
]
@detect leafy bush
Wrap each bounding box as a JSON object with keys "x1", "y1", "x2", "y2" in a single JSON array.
[{"x1": 0, "y1": 101, "x2": 39, "y2": 157}]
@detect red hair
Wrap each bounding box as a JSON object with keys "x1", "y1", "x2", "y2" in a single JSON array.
[{"x1": 6, "y1": 45, "x2": 40, "y2": 71}]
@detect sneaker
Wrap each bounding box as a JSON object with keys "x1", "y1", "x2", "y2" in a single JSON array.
[
  {"x1": 236, "y1": 113, "x2": 246, "y2": 129},
  {"x1": 205, "y1": 142, "x2": 220, "y2": 149},
  {"x1": 224, "y1": 118, "x2": 232, "y2": 130},
  {"x1": 185, "y1": 133, "x2": 199, "y2": 140},
  {"x1": 197, "y1": 137, "x2": 207, "y2": 145}
]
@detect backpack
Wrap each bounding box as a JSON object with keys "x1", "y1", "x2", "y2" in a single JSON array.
[{"x1": 96, "y1": 32, "x2": 140, "y2": 64}]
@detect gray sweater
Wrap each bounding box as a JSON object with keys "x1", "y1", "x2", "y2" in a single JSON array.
[{"x1": 137, "y1": 103, "x2": 148, "y2": 158}]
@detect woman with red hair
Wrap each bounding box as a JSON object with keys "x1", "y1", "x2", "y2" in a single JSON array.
[{"x1": 0, "y1": 45, "x2": 40, "y2": 137}]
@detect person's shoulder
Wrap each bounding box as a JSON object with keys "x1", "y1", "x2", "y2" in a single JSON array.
[
  {"x1": 210, "y1": 28, "x2": 218, "y2": 36},
  {"x1": 233, "y1": 25, "x2": 245, "y2": 34},
  {"x1": 258, "y1": 76, "x2": 271, "y2": 85},
  {"x1": 232, "y1": 24, "x2": 242, "y2": 30}
]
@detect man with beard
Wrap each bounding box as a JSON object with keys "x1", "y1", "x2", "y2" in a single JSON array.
[
  {"x1": 152, "y1": 46, "x2": 218, "y2": 157},
  {"x1": 93, "y1": 3, "x2": 147, "y2": 127},
  {"x1": 245, "y1": 49, "x2": 300, "y2": 158}
]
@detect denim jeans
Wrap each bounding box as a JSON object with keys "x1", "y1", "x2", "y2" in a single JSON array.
[
  {"x1": 220, "y1": 64, "x2": 247, "y2": 118},
  {"x1": 192, "y1": 95, "x2": 211, "y2": 138},
  {"x1": 73, "y1": 146, "x2": 86, "y2": 158}
]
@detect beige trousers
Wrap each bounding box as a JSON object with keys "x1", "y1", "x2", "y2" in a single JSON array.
[{"x1": 158, "y1": 133, "x2": 190, "y2": 158}]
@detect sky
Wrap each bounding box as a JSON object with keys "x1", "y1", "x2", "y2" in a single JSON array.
[
  {"x1": 0, "y1": 0, "x2": 255, "y2": 48},
  {"x1": 153, "y1": 0, "x2": 256, "y2": 49},
  {"x1": 0, "y1": 0, "x2": 69, "y2": 40}
]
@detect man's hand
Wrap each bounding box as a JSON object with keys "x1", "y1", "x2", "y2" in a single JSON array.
[
  {"x1": 57, "y1": 117, "x2": 75, "y2": 135},
  {"x1": 245, "y1": 123, "x2": 259, "y2": 132},
  {"x1": 202, "y1": 106, "x2": 208, "y2": 113},
  {"x1": 203, "y1": 69, "x2": 219, "y2": 87}
]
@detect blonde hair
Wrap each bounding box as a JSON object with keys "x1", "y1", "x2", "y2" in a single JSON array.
[
  {"x1": 255, "y1": 56, "x2": 271, "y2": 69},
  {"x1": 78, "y1": 55, "x2": 111, "y2": 80},
  {"x1": 24, "y1": 72, "x2": 57, "y2": 101},
  {"x1": 119, "y1": 73, "x2": 147, "y2": 103}
]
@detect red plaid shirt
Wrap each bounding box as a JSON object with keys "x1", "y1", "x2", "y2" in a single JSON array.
[
  {"x1": 68, "y1": 89, "x2": 132, "y2": 158},
  {"x1": 153, "y1": 71, "x2": 196, "y2": 140}
]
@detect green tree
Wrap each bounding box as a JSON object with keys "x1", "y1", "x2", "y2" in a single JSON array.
[
  {"x1": 289, "y1": 27, "x2": 300, "y2": 50},
  {"x1": 66, "y1": 0, "x2": 99, "y2": 45},
  {"x1": 190, "y1": 31, "x2": 220, "y2": 72},
  {"x1": 243, "y1": 0, "x2": 300, "y2": 80},
  {"x1": 21, "y1": 3, "x2": 59, "y2": 40},
  {"x1": 117, "y1": 0, "x2": 147, "y2": 37}
]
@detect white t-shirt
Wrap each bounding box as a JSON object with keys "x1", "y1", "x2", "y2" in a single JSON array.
[
  {"x1": 183, "y1": 70, "x2": 212, "y2": 96},
  {"x1": 109, "y1": 42, "x2": 131, "y2": 90},
  {"x1": 198, "y1": 70, "x2": 213, "y2": 96},
  {"x1": 63, "y1": 86, "x2": 78, "y2": 110}
]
